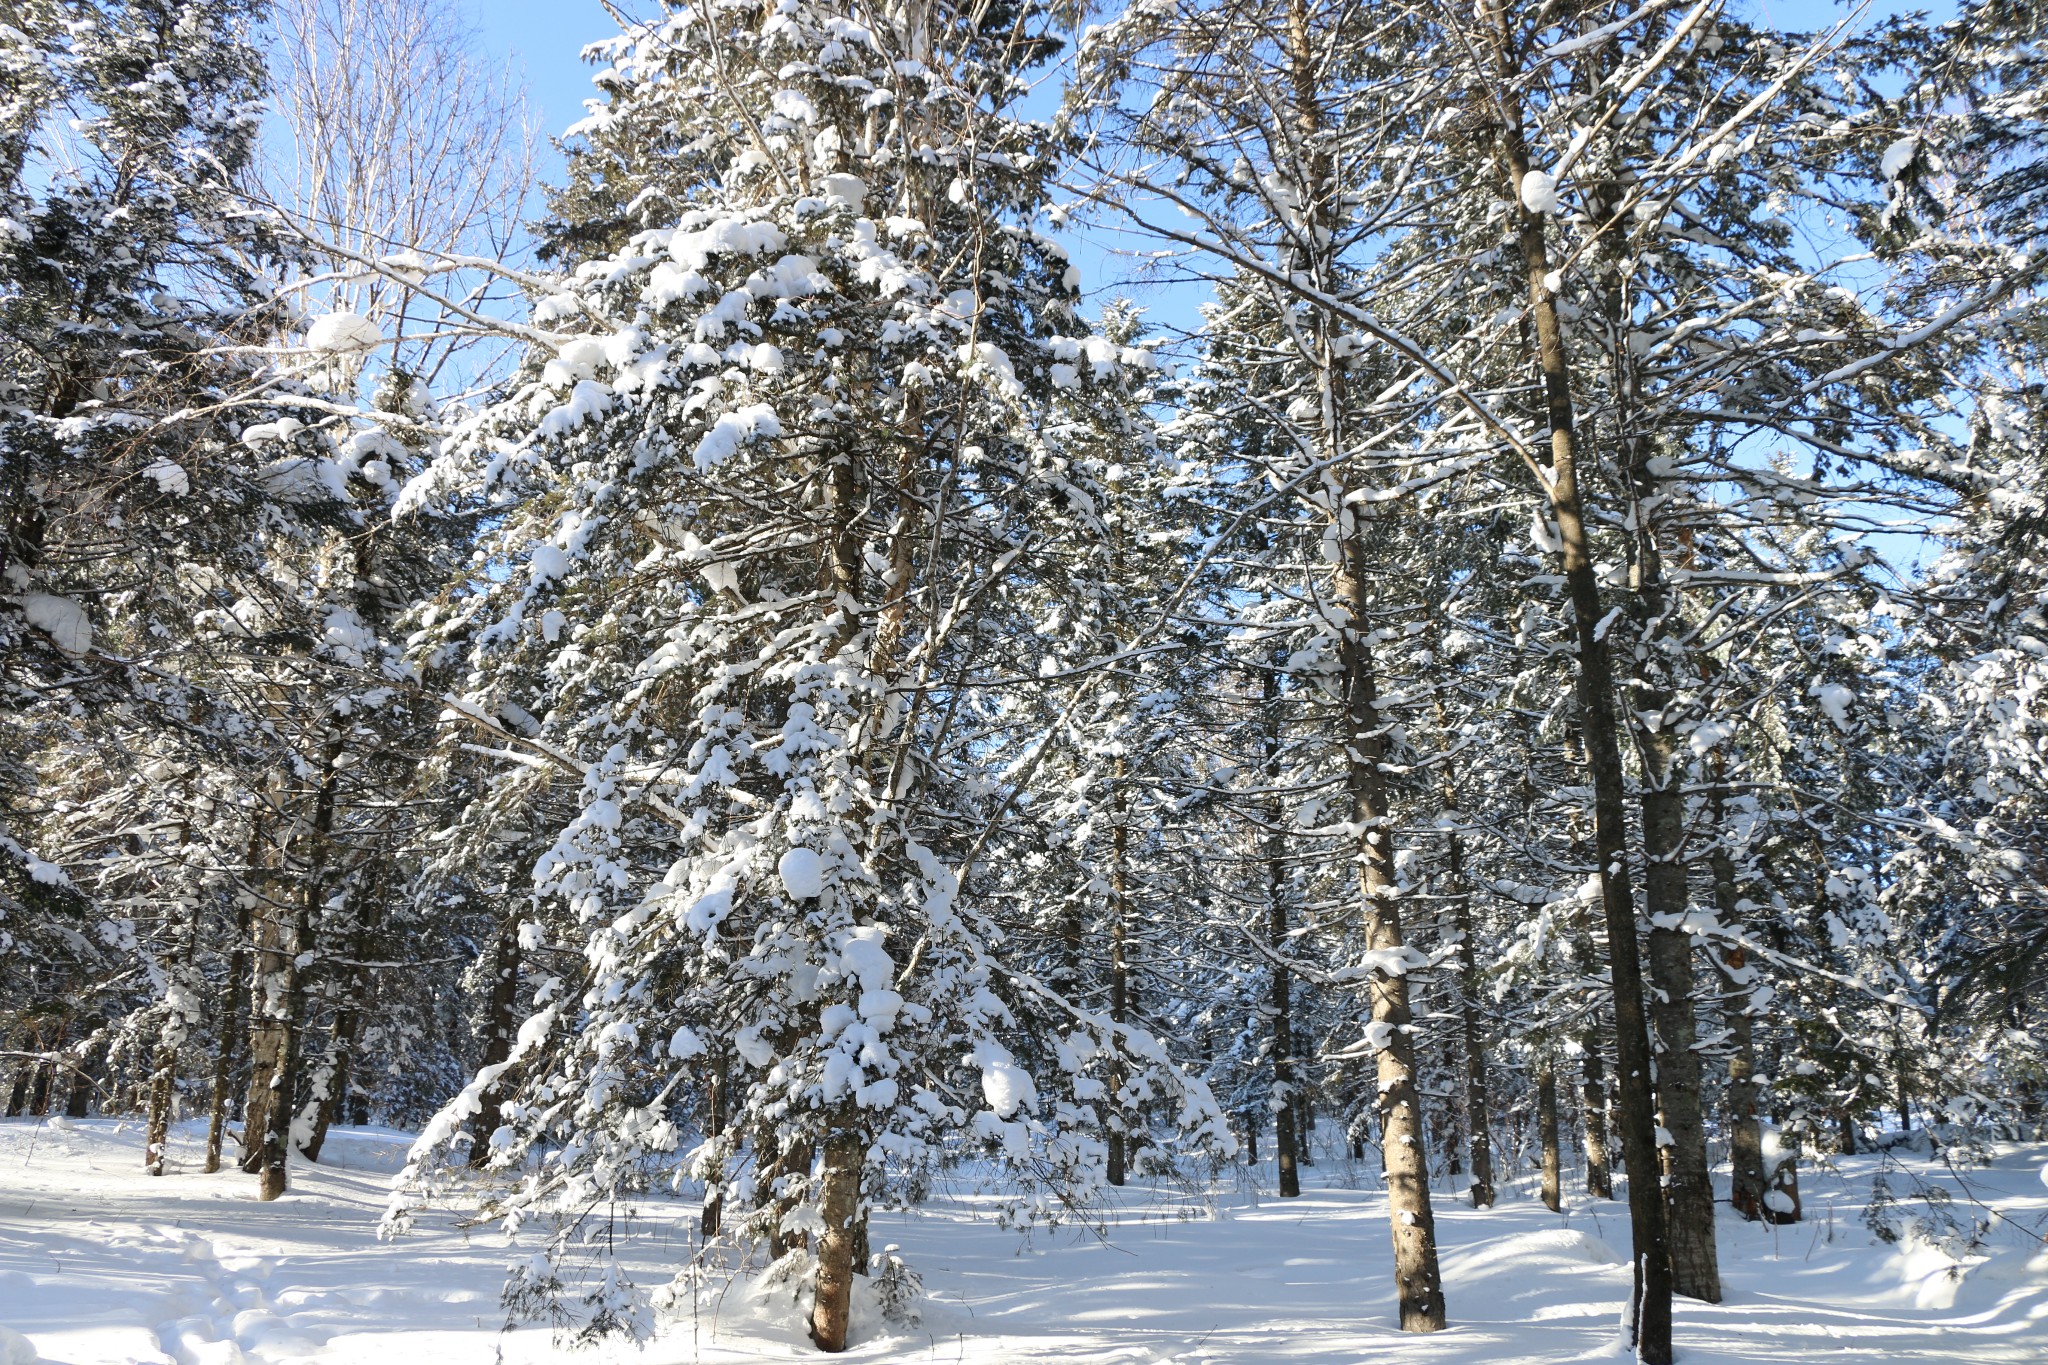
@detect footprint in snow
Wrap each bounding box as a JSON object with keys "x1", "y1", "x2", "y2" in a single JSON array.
[{"x1": 148, "y1": 1229, "x2": 331, "y2": 1365}]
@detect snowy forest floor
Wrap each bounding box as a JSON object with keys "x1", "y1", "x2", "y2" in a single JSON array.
[{"x1": 2, "y1": 1118, "x2": 2045, "y2": 1364}]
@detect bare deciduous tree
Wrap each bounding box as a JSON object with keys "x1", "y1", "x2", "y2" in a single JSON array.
[{"x1": 262, "y1": 0, "x2": 540, "y2": 395}]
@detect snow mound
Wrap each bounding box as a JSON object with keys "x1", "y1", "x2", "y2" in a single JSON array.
[
  {"x1": 692, "y1": 403, "x2": 782, "y2": 470},
  {"x1": 1810, "y1": 681, "x2": 1855, "y2": 730},
  {"x1": 304, "y1": 311, "x2": 381, "y2": 354},
  {"x1": 142, "y1": 459, "x2": 189, "y2": 495},
  {"x1": 1442, "y1": 1226, "x2": 1625, "y2": 1284},
  {"x1": 12, "y1": 593, "x2": 91, "y2": 655},
  {"x1": 0, "y1": 1327, "x2": 36, "y2": 1365},
  {"x1": 822, "y1": 173, "x2": 868, "y2": 208},
  {"x1": 1881, "y1": 136, "x2": 1917, "y2": 179},
  {"x1": 779, "y1": 846, "x2": 826, "y2": 900},
  {"x1": 1520, "y1": 169, "x2": 1561, "y2": 214},
  {"x1": 972, "y1": 1042, "x2": 1036, "y2": 1119}
]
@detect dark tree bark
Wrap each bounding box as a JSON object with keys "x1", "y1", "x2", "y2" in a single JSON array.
[
  {"x1": 1765, "y1": 1144, "x2": 1802, "y2": 1226},
  {"x1": 64, "y1": 1036, "x2": 96, "y2": 1118},
  {"x1": 1539, "y1": 1059, "x2": 1563, "y2": 1212},
  {"x1": 146, "y1": 893, "x2": 203, "y2": 1176},
  {"x1": 302, "y1": 884, "x2": 386, "y2": 1164},
  {"x1": 701, "y1": 1057, "x2": 726, "y2": 1238},
  {"x1": 7, "y1": 1058, "x2": 29, "y2": 1117},
  {"x1": 1486, "y1": 9, "x2": 1673, "y2": 1346},
  {"x1": 256, "y1": 739, "x2": 342, "y2": 1201},
  {"x1": 1708, "y1": 776, "x2": 1768, "y2": 1222},
  {"x1": 768, "y1": 1129, "x2": 816, "y2": 1261},
  {"x1": 1645, "y1": 903, "x2": 1719, "y2": 1301},
  {"x1": 1263, "y1": 667, "x2": 1299, "y2": 1196},
  {"x1": 254, "y1": 903, "x2": 308, "y2": 1201},
  {"x1": 241, "y1": 901, "x2": 284, "y2": 1175},
  {"x1": 471, "y1": 910, "x2": 523, "y2": 1169},
  {"x1": 27, "y1": 1057, "x2": 52, "y2": 1117},
  {"x1": 1571, "y1": 896, "x2": 1617, "y2": 1200},
  {"x1": 1445, "y1": 826, "x2": 1496, "y2": 1208},
  {"x1": 1272, "y1": 963, "x2": 1299, "y2": 1198},
  {"x1": 1294, "y1": 1075, "x2": 1315, "y2": 1169},
  {"x1": 1273, "y1": 0, "x2": 1443, "y2": 1316},
  {"x1": 207, "y1": 896, "x2": 252, "y2": 1174},
  {"x1": 1604, "y1": 300, "x2": 1718, "y2": 1299},
  {"x1": 1423, "y1": 675, "x2": 1480, "y2": 1204},
  {"x1": 143, "y1": 1035, "x2": 177, "y2": 1175},
  {"x1": 1106, "y1": 763, "x2": 1131, "y2": 1188}
]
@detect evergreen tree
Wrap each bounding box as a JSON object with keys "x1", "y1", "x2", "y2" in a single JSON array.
[{"x1": 389, "y1": 0, "x2": 1227, "y2": 1347}]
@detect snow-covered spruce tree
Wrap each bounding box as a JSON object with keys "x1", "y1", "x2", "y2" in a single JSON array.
[
  {"x1": 0, "y1": 0, "x2": 316, "y2": 1132},
  {"x1": 1072, "y1": 0, "x2": 2023, "y2": 1344},
  {"x1": 1849, "y1": 0, "x2": 2048, "y2": 1132},
  {"x1": 1073, "y1": 1, "x2": 1466, "y2": 1328},
  {"x1": 389, "y1": 0, "x2": 1229, "y2": 1350},
  {"x1": 967, "y1": 325, "x2": 1248, "y2": 1194}
]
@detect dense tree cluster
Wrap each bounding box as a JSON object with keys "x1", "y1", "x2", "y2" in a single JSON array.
[{"x1": 4, "y1": 0, "x2": 2046, "y2": 1358}]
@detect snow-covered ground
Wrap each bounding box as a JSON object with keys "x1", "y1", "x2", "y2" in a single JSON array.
[{"x1": 2, "y1": 1117, "x2": 2044, "y2": 1364}]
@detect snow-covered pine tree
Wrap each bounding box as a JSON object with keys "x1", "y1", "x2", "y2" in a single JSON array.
[
  {"x1": 389, "y1": 0, "x2": 1230, "y2": 1349},
  {"x1": 1853, "y1": 0, "x2": 2048, "y2": 1135},
  {"x1": 0, "y1": 0, "x2": 314, "y2": 1141}
]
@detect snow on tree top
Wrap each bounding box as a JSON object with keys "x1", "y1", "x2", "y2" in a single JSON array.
[{"x1": 304, "y1": 311, "x2": 382, "y2": 354}]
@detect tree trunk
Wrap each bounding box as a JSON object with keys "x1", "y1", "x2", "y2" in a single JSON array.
[
  {"x1": 809, "y1": 1126, "x2": 863, "y2": 1352},
  {"x1": 298, "y1": 1005, "x2": 357, "y2": 1165},
  {"x1": 257, "y1": 742, "x2": 342, "y2": 1201},
  {"x1": 1264, "y1": 674, "x2": 1299, "y2": 1197},
  {"x1": 27, "y1": 1057, "x2": 52, "y2": 1117},
  {"x1": 144, "y1": 1039, "x2": 177, "y2": 1176},
  {"x1": 1722, "y1": 988, "x2": 1767, "y2": 1217},
  {"x1": 64, "y1": 1025, "x2": 100, "y2": 1119},
  {"x1": 1707, "y1": 778, "x2": 1768, "y2": 1222},
  {"x1": 1295, "y1": 1081, "x2": 1315, "y2": 1168},
  {"x1": 241, "y1": 903, "x2": 284, "y2": 1175},
  {"x1": 207, "y1": 901, "x2": 252, "y2": 1173},
  {"x1": 701, "y1": 1059, "x2": 726, "y2": 1238},
  {"x1": 1539, "y1": 1059, "x2": 1563, "y2": 1212},
  {"x1": 1489, "y1": 24, "x2": 1673, "y2": 1347},
  {"x1": 769, "y1": 1133, "x2": 816, "y2": 1260},
  {"x1": 256, "y1": 897, "x2": 309, "y2": 1202},
  {"x1": 1893, "y1": 1040, "x2": 1913, "y2": 1135},
  {"x1": 1336, "y1": 534, "x2": 1446, "y2": 1332},
  {"x1": 1273, "y1": 970, "x2": 1299, "y2": 1197},
  {"x1": 7, "y1": 1056, "x2": 28, "y2": 1117},
  {"x1": 146, "y1": 899, "x2": 203, "y2": 1175},
  {"x1": 1764, "y1": 1137, "x2": 1802, "y2": 1226},
  {"x1": 1447, "y1": 833, "x2": 1495, "y2": 1208},
  {"x1": 472, "y1": 909, "x2": 524, "y2": 1168},
  {"x1": 1606, "y1": 266, "x2": 1718, "y2": 1298},
  {"x1": 303, "y1": 888, "x2": 383, "y2": 1164},
  {"x1": 1638, "y1": 704, "x2": 1718, "y2": 1296},
  {"x1": 1645, "y1": 900, "x2": 1719, "y2": 1301},
  {"x1": 1106, "y1": 768, "x2": 1131, "y2": 1188},
  {"x1": 1579, "y1": 1013, "x2": 1614, "y2": 1198},
  {"x1": 65, "y1": 1046, "x2": 94, "y2": 1117}
]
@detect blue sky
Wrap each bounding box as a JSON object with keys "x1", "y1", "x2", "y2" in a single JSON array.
[
  {"x1": 474, "y1": 0, "x2": 1936, "y2": 147},
  {"x1": 471, "y1": 0, "x2": 621, "y2": 151},
  {"x1": 467, "y1": 0, "x2": 1944, "y2": 318},
  {"x1": 461, "y1": 0, "x2": 1951, "y2": 576}
]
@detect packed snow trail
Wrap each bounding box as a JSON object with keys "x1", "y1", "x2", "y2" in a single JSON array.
[{"x1": 3, "y1": 1118, "x2": 2045, "y2": 1363}]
